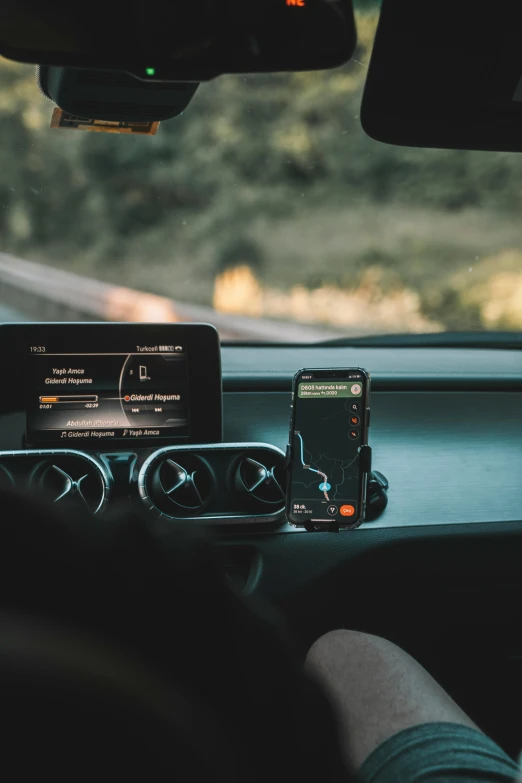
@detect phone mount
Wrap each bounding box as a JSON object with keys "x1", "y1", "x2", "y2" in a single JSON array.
[
  {"x1": 302, "y1": 470, "x2": 388, "y2": 533},
  {"x1": 365, "y1": 470, "x2": 389, "y2": 521},
  {"x1": 297, "y1": 446, "x2": 389, "y2": 533}
]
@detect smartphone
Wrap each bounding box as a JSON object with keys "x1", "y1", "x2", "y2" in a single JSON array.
[{"x1": 286, "y1": 368, "x2": 371, "y2": 529}]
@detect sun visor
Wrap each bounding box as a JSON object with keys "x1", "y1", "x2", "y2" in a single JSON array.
[{"x1": 361, "y1": 0, "x2": 522, "y2": 152}]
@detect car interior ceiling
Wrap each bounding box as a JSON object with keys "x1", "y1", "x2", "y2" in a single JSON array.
[{"x1": 0, "y1": 0, "x2": 521, "y2": 763}]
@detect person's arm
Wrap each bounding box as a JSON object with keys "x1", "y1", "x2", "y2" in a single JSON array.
[{"x1": 0, "y1": 491, "x2": 353, "y2": 782}]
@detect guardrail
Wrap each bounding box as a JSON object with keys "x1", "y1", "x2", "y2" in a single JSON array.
[{"x1": 0, "y1": 252, "x2": 339, "y2": 342}]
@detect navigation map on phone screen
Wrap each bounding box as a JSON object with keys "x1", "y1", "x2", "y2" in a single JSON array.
[{"x1": 288, "y1": 370, "x2": 368, "y2": 525}]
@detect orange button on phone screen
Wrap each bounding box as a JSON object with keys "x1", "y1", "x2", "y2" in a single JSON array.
[{"x1": 340, "y1": 505, "x2": 355, "y2": 517}]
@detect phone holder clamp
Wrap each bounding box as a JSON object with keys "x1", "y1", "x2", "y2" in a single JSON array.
[{"x1": 303, "y1": 469, "x2": 389, "y2": 533}]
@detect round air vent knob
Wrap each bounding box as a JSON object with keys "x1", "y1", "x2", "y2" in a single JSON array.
[
  {"x1": 236, "y1": 456, "x2": 284, "y2": 505},
  {"x1": 30, "y1": 455, "x2": 108, "y2": 515},
  {"x1": 149, "y1": 455, "x2": 214, "y2": 515}
]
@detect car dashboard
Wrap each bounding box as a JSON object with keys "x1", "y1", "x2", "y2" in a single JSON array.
[
  {"x1": 0, "y1": 334, "x2": 522, "y2": 536},
  {"x1": 1, "y1": 322, "x2": 522, "y2": 754},
  {"x1": 1, "y1": 330, "x2": 520, "y2": 532}
]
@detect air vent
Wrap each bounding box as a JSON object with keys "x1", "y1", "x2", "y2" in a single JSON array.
[
  {"x1": 30, "y1": 455, "x2": 108, "y2": 515},
  {"x1": 0, "y1": 464, "x2": 14, "y2": 493},
  {"x1": 149, "y1": 455, "x2": 214, "y2": 515},
  {"x1": 236, "y1": 457, "x2": 285, "y2": 505},
  {"x1": 138, "y1": 444, "x2": 286, "y2": 524}
]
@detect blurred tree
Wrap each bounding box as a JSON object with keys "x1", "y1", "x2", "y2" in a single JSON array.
[{"x1": 0, "y1": 7, "x2": 521, "y2": 331}]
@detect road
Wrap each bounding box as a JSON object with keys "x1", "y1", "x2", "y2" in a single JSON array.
[
  {"x1": 296, "y1": 432, "x2": 330, "y2": 501},
  {"x1": 0, "y1": 254, "x2": 349, "y2": 341}
]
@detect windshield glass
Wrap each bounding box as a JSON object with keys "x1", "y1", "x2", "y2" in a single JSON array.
[{"x1": 0, "y1": 3, "x2": 521, "y2": 343}]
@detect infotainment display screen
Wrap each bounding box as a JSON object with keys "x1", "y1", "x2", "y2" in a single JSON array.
[{"x1": 2, "y1": 323, "x2": 222, "y2": 447}]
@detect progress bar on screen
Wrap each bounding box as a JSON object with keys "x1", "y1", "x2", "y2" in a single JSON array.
[{"x1": 39, "y1": 395, "x2": 99, "y2": 404}]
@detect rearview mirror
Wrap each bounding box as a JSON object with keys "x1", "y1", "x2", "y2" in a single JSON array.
[{"x1": 0, "y1": 0, "x2": 357, "y2": 80}]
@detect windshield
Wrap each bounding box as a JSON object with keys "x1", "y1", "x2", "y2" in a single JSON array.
[{"x1": 0, "y1": 3, "x2": 521, "y2": 343}]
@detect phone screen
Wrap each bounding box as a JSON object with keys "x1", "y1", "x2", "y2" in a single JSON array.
[{"x1": 287, "y1": 369, "x2": 369, "y2": 527}]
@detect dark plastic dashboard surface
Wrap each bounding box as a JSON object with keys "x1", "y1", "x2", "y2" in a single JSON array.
[
  {"x1": 224, "y1": 390, "x2": 522, "y2": 529},
  {"x1": 221, "y1": 345, "x2": 522, "y2": 390}
]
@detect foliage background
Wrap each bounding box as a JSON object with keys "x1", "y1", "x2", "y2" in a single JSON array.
[{"x1": 1, "y1": 2, "x2": 522, "y2": 333}]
